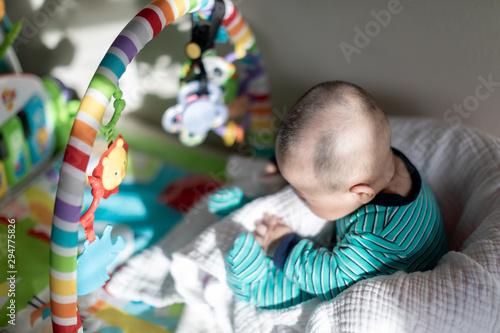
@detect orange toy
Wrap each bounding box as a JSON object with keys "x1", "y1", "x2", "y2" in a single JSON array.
[{"x1": 79, "y1": 135, "x2": 128, "y2": 242}]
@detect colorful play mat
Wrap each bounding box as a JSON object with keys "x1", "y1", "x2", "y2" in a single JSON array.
[{"x1": 0, "y1": 141, "x2": 226, "y2": 332}]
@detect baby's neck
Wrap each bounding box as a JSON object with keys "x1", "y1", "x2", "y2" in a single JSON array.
[{"x1": 381, "y1": 154, "x2": 412, "y2": 197}]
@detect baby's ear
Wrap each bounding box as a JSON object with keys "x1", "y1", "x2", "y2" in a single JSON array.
[{"x1": 349, "y1": 184, "x2": 375, "y2": 204}]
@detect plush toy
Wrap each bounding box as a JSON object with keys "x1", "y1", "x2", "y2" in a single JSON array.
[
  {"x1": 79, "y1": 135, "x2": 128, "y2": 242},
  {"x1": 162, "y1": 80, "x2": 229, "y2": 146},
  {"x1": 161, "y1": 0, "x2": 250, "y2": 147}
]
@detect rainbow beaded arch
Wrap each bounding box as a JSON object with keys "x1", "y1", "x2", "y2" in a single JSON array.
[{"x1": 49, "y1": 0, "x2": 272, "y2": 332}]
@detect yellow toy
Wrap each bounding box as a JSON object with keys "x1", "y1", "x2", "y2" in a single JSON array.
[{"x1": 79, "y1": 135, "x2": 128, "y2": 243}]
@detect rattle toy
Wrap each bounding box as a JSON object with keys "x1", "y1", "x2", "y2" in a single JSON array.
[
  {"x1": 162, "y1": 0, "x2": 232, "y2": 146},
  {"x1": 79, "y1": 134, "x2": 128, "y2": 243},
  {"x1": 75, "y1": 108, "x2": 128, "y2": 296},
  {"x1": 161, "y1": 0, "x2": 269, "y2": 147},
  {"x1": 162, "y1": 80, "x2": 228, "y2": 146},
  {"x1": 79, "y1": 88, "x2": 128, "y2": 243}
]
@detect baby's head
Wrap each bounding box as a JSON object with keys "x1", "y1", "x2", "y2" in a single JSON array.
[{"x1": 276, "y1": 81, "x2": 394, "y2": 220}]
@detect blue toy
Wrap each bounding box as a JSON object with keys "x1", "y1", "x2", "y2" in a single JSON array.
[
  {"x1": 162, "y1": 81, "x2": 228, "y2": 146},
  {"x1": 76, "y1": 225, "x2": 125, "y2": 296}
]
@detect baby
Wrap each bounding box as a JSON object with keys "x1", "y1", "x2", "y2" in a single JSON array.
[{"x1": 224, "y1": 81, "x2": 448, "y2": 309}]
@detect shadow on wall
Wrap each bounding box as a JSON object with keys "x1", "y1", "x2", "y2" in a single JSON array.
[
  {"x1": 6, "y1": 0, "x2": 188, "y2": 120},
  {"x1": 8, "y1": 0, "x2": 76, "y2": 75},
  {"x1": 8, "y1": 0, "x2": 500, "y2": 146},
  {"x1": 7, "y1": 0, "x2": 153, "y2": 77},
  {"x1": 6, "y1": 0, "x2": 245, "y2": 154}
]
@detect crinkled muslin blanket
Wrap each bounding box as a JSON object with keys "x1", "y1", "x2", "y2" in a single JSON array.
[{"x1": 107, "y1": 117, "x2": 500, "y2": 333}]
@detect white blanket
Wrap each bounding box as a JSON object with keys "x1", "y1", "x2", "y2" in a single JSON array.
[{"x1": 107, "y1": 116, "x2": 500, "y2": 333}]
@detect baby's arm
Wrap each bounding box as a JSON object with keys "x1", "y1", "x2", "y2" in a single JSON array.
[
  {"x1": 224, "y1": 214, "x2": 316, "y2": 309},
  {"x1": 274, "y1": 233, "x2": 405, "y2": 300},
  {"x1": 225, "y1": 232, "x2": 315, "y2": 309},
  {"x1": 226, "y1": 214, "x2": 405, "y2": 307},
  {"x1": 250, "y1": 214, "x2": 404, "y2": 300}
]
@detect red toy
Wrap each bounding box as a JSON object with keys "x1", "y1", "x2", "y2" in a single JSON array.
[{"x1": 79, "y1": 135, "x2": 129, "y2": 242}]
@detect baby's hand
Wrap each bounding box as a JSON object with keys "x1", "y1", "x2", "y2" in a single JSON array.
[{"x1": 252, "y1": 213, "x2": 293, "y2": 256}]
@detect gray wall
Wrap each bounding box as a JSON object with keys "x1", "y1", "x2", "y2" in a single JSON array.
[
  {"x1": 7, "y1": 0, "x2": 500, "y2": 138},
  {"x1": 238, "y1": 0, "x2": 500, "y2": 138}
]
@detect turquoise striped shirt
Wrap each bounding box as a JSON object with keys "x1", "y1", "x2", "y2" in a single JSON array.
[{"x1": 273, "y1": 149, "x2": 448, "y2": 300}]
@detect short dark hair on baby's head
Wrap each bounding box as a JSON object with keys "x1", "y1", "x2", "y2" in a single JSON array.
[{"x1": 276, "y1": 80, "x2": 389, "y2": 191}]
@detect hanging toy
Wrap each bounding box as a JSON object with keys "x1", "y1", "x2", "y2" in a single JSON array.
[
  {"x1": 76, "y1": 225, "x2": 124, "y2": 295},
  {"x1": 162, "y1": 80, "x2": 228, "y2": 146},
  {"x1": 79, "y1": 89, "x2": 128, "y2": 242},
  {"x1": 180, "y1": 52, "x2": 239, "y2": 104},
  {"x1": 79, "y1": 134, "x2": 129, "y2": 242},
  {"x1": 100, "y1": 88, "x2": 126, "y2": 145},
  {"x1": 75, "y1": 89, "x2": 127, "y2": 295},
  {"x1": 162, "y1": 0, "x2": 245, "y2": 147}
]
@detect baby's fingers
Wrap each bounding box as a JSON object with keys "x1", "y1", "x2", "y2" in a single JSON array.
[
  {"x1": 263, "y1": 212, "x2": 280, "y2": 225},
  {"x1": 265, "y1": 214, "x2": 285, "y2": 227},
  {"x1": 254, "y1": 220, "x2": 268, "y2": 236}
]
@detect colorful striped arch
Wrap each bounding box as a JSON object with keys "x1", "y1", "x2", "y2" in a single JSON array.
[{"x1": 49, "y1": 1, "x2": 272, "y2": 332}]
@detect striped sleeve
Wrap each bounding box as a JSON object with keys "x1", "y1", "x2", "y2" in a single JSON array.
[
  {"x1": 225, "y1": 233, "x2": 315, "y2": 308},
  {"x1": 280, "y1": 181, "x2": 447, "y2": 300},
  {"x1": 281, "y1": 234, "x2": 406, "y2": 300}
]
